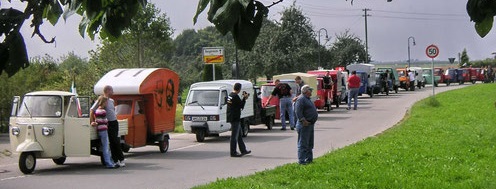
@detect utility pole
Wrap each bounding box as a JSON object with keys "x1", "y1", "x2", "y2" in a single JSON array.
[{"x1": 363, "y1": 8, "x2": 370, "y2": 63}]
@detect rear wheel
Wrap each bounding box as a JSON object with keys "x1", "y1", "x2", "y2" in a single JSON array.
[
  {"x1": 121, "y1": 143, "x2": 130, "y2": 153},
  {"x1": 265, "y1": 116, "x2": 274, "y2": 130},
  {"x1": 158, "y1": 138, "x2": 169, "y2": 153},
  {"x1": 19, "y1": 152, "x2": 36, "y2": 174},
  {"x1": 52, "y1": 157, "x2": 66, "y2": 165},
  {"x1": 334, "y1": 96, "x2": 340, "y2": 108},
  {"x1": 241, "y1": 119, "x2": 250, "y2": 137},
  {"x1": 196, "y1": 129, "x2": 206, "y2": 142}
]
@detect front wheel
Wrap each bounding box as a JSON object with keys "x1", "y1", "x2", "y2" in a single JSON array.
[
  {"x1": 52, "y1": 157, "x2": 66, "y2": 165},
  {"x1": 19, "y1": 152, "x2": 36, "y2": 174},
  {"x1": 158, "y1": 138, "x2": 169, "y2": 153},
  {"x1": 196, "y1": 129, "x2": 206, "y2": 142}
]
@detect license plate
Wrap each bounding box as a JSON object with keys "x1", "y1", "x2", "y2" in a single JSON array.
[{"x1": 191, "y1": 116, "x2": 207, "y2": 122}]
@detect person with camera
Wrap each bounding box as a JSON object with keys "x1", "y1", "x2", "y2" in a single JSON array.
[{"x1": 227, "y1": 83, "x2": 251, "y2": 157}]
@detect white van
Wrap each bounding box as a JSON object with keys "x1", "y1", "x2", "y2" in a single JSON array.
[{"x1": 183, "y1": 80, "x2": 254, "y2": 142}]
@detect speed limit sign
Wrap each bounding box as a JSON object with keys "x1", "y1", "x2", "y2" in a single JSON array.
[{"x1": 426, "y1": 44, "x2": 439, "y2": 59}]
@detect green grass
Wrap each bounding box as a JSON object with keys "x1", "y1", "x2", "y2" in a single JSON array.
[
  {"x1": 193, "y1": 84, "x2": 496, "y2": 189},
  {"x1": 174, "y1": 88, "x2": 188, "y2": 133}
]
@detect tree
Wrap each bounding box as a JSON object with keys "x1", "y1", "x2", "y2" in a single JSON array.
[
  {"x1": 263, "y1": 4, "x2": 318, "y2": 79},
  {"x1": 89, "y1": 3, "x2": 174, "y2": 70},
  {"x1": 330, "y1": 30, "x2": 368, "y2": 67},
  {"x1": 460, "y1": 48, "x2": 470, "y2": 67},
  {"x1": 0, "y1": 0, "x2": 146, "y2": 77}
]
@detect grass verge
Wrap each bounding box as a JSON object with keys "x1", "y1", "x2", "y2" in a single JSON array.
[{"x1": 193, "y1": 84, "x2": 496, "y2": 189}]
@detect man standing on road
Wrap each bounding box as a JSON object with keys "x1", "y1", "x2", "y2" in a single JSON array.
[
  {"x1": 90, "y1": 85, "x2": 126, "y2": 166},
  {"x1": 347, "y1": 71, "x2": 361, "y2": 110},
  {"x1": 408, "y1": 70, "x2": 416, "y2": 91},
  {"x1": 265, "y1": 79, "x2": 295, "y2": 130},
  {"x1": 294, "y1": 85, "x2": 318, "y2": 165},
  {"x1": 227, "y1": 83, "x2": 251, "y2": 157}
]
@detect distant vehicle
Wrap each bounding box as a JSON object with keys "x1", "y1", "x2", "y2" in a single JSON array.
[
  {"x1": 396, "y1": 68, "x2": 411, "y2": 90},
  {"x1": 347, "y1": 64, "x2": 377, "y2": 97},
  {"x1": 376, "y1": 67, "x2": 399, "y2": 93},
  {"x1": 307, "y1": 70, "x2": 346, "y2": 109},
  {"x1": 409, "y1": 67, "x2": 425, "y2": 89},
  {"x1": 261, "y1": 78, "x2": 304, "y2": 118},
  {"x1": 462, "y1": 68, "x2": 477, "y2": 84},
  {"x1": 445, "y1": 68, "x2": 464, "y2": 85},
  {"x1": 434, "y1": 67, "x2": 451, "y2": 86},
  {"x1": 422, "y1": 68, "x2": 440, "y2": 87}
]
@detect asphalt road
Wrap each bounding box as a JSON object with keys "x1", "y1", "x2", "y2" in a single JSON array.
[{"x1": 0, "y1": 84, "x2": 467, "y2": 189}]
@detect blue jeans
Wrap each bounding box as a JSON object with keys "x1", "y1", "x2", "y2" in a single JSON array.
[
  {"x1": 348, "y1": 88, "x2": 359, "y2": 109},
  {"x1": 280, "y1": 97, "x2": 295, "y2": 129},
  {"x1": 230, "y1": 120, "x2": 247, "y2": 155},
  {"x1": 98, "y1": 130, "x2": 115, "y2": 167},
  {"x1": 296, "y1": 121, "x2": 314, "y2": 164}
]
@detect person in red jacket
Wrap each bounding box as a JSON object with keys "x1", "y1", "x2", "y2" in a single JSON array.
[{"x1": 347, "y1": 71, "x2": 361, "y2": 110}]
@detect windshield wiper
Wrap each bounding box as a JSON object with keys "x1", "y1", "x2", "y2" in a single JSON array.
[
  {"x1": 188, "y1": 101, "x2": 205, "y2": 110},
  {"x1": 23, "y1": 101, "x2": 32, "y2": 118}
]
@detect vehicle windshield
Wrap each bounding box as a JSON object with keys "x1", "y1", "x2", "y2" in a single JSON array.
[
  {"x1": 261, "y1": 86, "x2": 275, "y2": 98},
  {"x1": 17, "y1": 95, "x2": 62, "y2": 117},
  {"x1": 186, "y1": 90, "x2": 219, "y2": 106}
]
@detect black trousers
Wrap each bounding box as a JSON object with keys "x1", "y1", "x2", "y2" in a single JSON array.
[
  {"x1": 108, "y1": 120, "x2": 124, "y2": 162},
  {"x1": 230, "y1": 120, "x2": 247, "y2": 155}
]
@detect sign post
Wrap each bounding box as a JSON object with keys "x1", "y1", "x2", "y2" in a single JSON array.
[
  {"x1": 426, "y1": 44, "x2": 439, "y2": 97},
  {"x1": 203, "y1": 47, "x2": 225, "y2": 81}
]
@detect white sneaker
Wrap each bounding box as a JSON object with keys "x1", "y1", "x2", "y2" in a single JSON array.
[{"x1": 117, "y1": 159, "x2": 126, "y2": 167}]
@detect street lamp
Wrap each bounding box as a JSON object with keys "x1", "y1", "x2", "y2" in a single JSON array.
[
  {"x1": 407, "y1": 36, "x2": 416, "y2": 68},
  {"x1": 318, "y1": 28, "x2": 329, "y2": 69}
]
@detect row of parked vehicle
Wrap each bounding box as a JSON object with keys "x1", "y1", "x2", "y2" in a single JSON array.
[{"x1": 10, "y1": 65, "x2": 491, "y2": 174}]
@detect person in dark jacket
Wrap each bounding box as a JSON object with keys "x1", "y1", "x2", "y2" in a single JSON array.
[
  {"x1": 294, "y1": 85, "x2": 318, "y2": 165},
  {"x1": 227, "y1": 83, "x2": 251, "y2": 157}
]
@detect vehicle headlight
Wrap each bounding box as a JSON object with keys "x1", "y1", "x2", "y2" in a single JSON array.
[
  {"x1": 42, "y1": 127, "x2": 55, "y2": 136},
  {"x1": 11, "y1": 127, "x2": 20, "y2": 136}
]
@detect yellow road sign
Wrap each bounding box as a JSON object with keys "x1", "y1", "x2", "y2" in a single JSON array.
[{"x1": 203, "y1": 47, "x2": 225, "y2": 64}]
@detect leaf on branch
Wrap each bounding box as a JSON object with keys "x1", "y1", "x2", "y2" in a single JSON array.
[
  {"x1": 475, "y1": 16, "x2": 493, "y2": 38},
  {"x1": 43, "y1": 1, "x2": 63, "y2": 25},
  {"x1": 194, "y1": 0, "x2": 210, "y2": 24},
  {"x1": 195, "y1": 0, "x2": 269, "y2": 51},
  {"x1": 4, "y1": 33, "x2": 29, "y2": 77}
]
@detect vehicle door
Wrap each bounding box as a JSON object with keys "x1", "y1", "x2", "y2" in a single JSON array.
[
  {"x1": 132, "y1": 99, "x2": 147, "y2": 146},
  {"x1": 220, "y1": 90, "x2": 229, "y2": 127},
  {"x1": 64, "y1": 96, "x2": 90, "y2": 156}
]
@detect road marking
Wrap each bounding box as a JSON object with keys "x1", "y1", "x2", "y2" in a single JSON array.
[
  {"x1": 170, "y1": 143, "x2": 204, "y2": 151},
  {"x1": 1, "y1": 175, "x2": 27, "y2": 181}
]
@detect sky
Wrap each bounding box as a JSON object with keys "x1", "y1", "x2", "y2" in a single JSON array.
[{"x1": 5, "y1": 0, "x2": 496, "y2": 63}]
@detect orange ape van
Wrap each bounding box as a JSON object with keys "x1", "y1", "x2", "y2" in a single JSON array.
[{"x1": 94, "y1": 68, "x2": 179, "y2": 153}]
